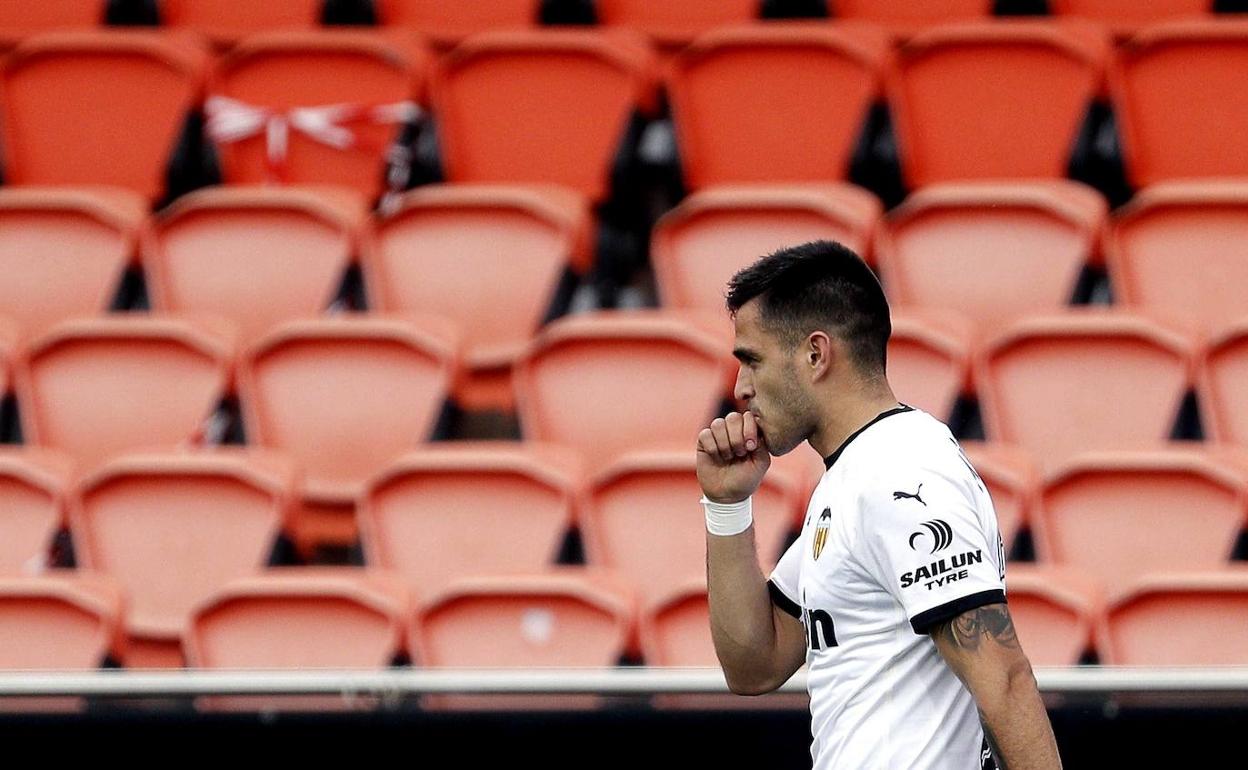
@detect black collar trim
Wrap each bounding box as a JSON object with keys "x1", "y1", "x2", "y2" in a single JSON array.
[{"x1": 822, "y1": 404, "x2": 914, "y2": 471}]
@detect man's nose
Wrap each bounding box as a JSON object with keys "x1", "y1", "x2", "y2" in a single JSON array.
[{"x1": 733, "y1": 368, "x2": 754, "y2": 402}]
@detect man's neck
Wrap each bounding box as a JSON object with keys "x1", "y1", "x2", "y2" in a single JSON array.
[{"x1": 808, "y1": 387, "x2": 903, "y2": 460}]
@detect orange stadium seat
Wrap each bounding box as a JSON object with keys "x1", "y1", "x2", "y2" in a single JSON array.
[
  {"x1": 886, "y1": 21, "x2": 1108, "y2": 188},
  {"x1": 668, "y1": 24, "x2": 889, "y2": 192},
  {"x1": 1111, "y1": 20, "x2": 1248, "y2": 187},
  {"x1": 207, "y1": 30, "x2": 430, "y2": 199},
  {"x1": 651, "y1": 184, "x2": 881, "y2": 312},
  {"x1": 831, "y1": 0, "x2": 993, "y2": 38},
  {"x1": 369, "y1": 184, "x2": 592, "y2": 411},
  {"x1": 875, "y1": 181, "x2": 1107, "y2": 333},
  {"x1": 238, "y1": 316, "x2": 459, "y2": 551},
  {"x1": 1034, "y1": 450, "x2": 1248, "y2": 596},
  {"x1": 359, "y1": 444, "x2": 581, "y2": 603},
  {"x1": 1049, "y1": 0, "x2": 1210, "y2": 38},
  {"x1": 161, "y1": 0, "x2": 324, "y2": 48},
  {"x1": 69, "y1": 449, "x2": 296, "y2": 667},
  {"x1": 580, "y1": 449, "x2": 800, "y2": 612},
  {"x1": 0, "y1": 188, "x2": 148, "y2": 340},
  {"x1": 1200, "y1": 321, "x2": 1248, "y2": 445},
  {"x1": 0, "y1": 317, "x2": 12, "y2": 403},
  {"x1": 0, "y1": 31, "x2": 209, "y2": 202},
  {"x1": 144, "y1": 186, "x2": 368, "y2": 346},
  {"x1": 0, "y1": 1, "x2": 104, "y2": 50},
  {"x1": 13, "y1": 317, "x2": 235, "y2": 470},
  {"x1": 639, "y1": 579, "x2": 715, "y2": 666},
  {"x1": 0, "y1": 575, "x2": 124, "y2": 669},
  {"x1": 514, "y1": 311, "x2": 733, "y2": 470},
  {"x1": 976, "y1": 313, "x2": 1195, "y2": 470},
  {"x1": 1105, "y1": 182, "x2": 1248, "y2": 336},
  {"x1": 0, "y1": 449, "x2": 73, "y2": 574},
  {"x1": 596, "y1": 0, "x2": 757, "y2": 50},
  {"x1": 1004, "y1": 565, "x2": 1102, "y2": 666},
  {"x1": 432, "y1": 30, "x2": 656, "y2": 203},
  {"x1": 887, "y1": 311, "x2": 972, "y2": 423},
  {"x1": 1099, "y1": 570, "x2": 1248, "y2": 665},
  {"x1": 375, "y1": 0, "x2": 541, "y2": 48},
  {"x1": 960, "y1": 442, "x2": 1038, "y2": 555}
]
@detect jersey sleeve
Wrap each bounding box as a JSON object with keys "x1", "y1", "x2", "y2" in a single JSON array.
[
  {"x1": 858, "y1": 463, "x2": 1005, "y2": 635},
  {"x1": 767, "y1": 535, "x2": 803, "y2": 620}
]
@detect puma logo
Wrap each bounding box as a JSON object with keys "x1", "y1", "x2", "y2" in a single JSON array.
[{"x1": 893, "y1": 484, "x2": 926, "y2": 506}]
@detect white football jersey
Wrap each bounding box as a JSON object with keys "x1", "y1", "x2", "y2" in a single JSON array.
[{"x1": 768, "y1": 405, "x2": 1006, "y2": 770}]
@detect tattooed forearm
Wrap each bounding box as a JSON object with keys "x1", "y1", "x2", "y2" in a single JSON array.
[
  {"x1": 936, "y1": 604, "x2": 1019, "y2": 652},
  {"x1": 981, "y1": 715, "x2": 1010, "y2": 770}
]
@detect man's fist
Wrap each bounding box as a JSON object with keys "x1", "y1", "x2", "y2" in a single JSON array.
[{"x1": 697, "y1": 411, "x2": 771, "y2": 504}]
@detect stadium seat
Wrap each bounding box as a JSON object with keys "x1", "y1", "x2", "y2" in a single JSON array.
[
  {"x1": 1099, "y1": 570, "x2": 1248, "y2": 665},
  {"x1": 0, "y1": 31, "x2": 209, "y2": 202},
  {"x1": 886, "y1": 21, "x2": 1108, "y2": 188},
  {"x1": 369, "y1": 184, "x2": 593, "y2": 411},
  {"x1": 1034, "y1": 450, "x2": 1248, "y2": 596},
  {"x1": 638, "y1": 579, "x2": 714, "y2": 666},
  {"x1": 160, "y1": 0, "x2": 324, "y2": 48},
  {"x1": 651, "y1": 184, "x2": 881, "y2": 312},
  {"x1": 144, "y1": 186, "x2": 369, "y2": 346},
  {"x1": 375, "y1": 0, "x2": 541, "y2": 48},
  {"x1": 1111, "y1": 20, "x2": 1248, "y2": 187},
  {"x1": 514, "y1": 311, "x2": 733, "y2": 470},
  {"x1": 887, "y1": 311, "x2": 972, "y2": 424},
  {"x1": 359, "y1": 444, "x2": 582, "y2": 603},
  {"x1": 13, "y1": 316, "x2": 235, "y2": 470},
  {"x1": 207, "y1": 30, "x2": 430, "y2": 199},
  {"x1": 975, "y1": 313, "x2": 1195, "y2": 470},
  {"x1": 667, "y1": 24, "x2": 889, "y2": 192},
  {"x1": 0, "y1": 449, "x2": 74, "y2": 574},
  {"x1": 0, "y1": 188, "x2": 148, "y2": 340},
  {"x1": 0, "y1": 316, "x2": 13, "y2": 419},
  {"x1": 595, "y1": 0, "x2": 757, "y2": 50},
  {"x1": 69, "y1": 449, "x2": 297, "y2": 667},
  {"x1": 875, "y1": 181, "x2": 1107, "y2": 333},
  {"x1": 1004, "y1": 565, "x2": 1102, "y2": 666},
  {"x1": 1049, "y1": 0, "x2": 1211, "y2": 38},
  {"x1": 831, "y1": 0, "x2": 993, "y2": 38},
  {"x1": 1200, "y1": 321, "x2": 1248, "y2": 445},
  {"x1": 432, "y1": 30, "x2": 656, "y2": 203},
  {"x1": 580, "y1": 449, "x2": 801, "y2": 612},
  {"x1": 959, "y1": 442, "x2": 1038, "y2": 555},
  {"x1": 1105, "y1": 181, "x2": 1248, "y2": 336},
  {"x1": 0, "y1": 1, "x2": 104, "y2": 50},
  {"x1": 0, "y1": 574, "x2": 124, "y2": 669},
  {"x1": 237, "y1": 316, "x2": 460, "y2": 551}
]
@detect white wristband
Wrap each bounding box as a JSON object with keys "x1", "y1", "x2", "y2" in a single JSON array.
[{"x1": 702, "y1": 495, "x2": 753, "y2": 536}]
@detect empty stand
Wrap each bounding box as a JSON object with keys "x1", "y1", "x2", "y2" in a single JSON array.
[
  {"x1": 69, "y1": 449, "x2": 296, "y2": 667},
  {"x1": 887, "y1": 312, "x2": 972, "y2": 423},
  {"x1": 161, "y1": 0, "x2": 324, "y2": 47},
  {"x1": 0, "y1": 449, "x2": 73, "y2": 574},
  {"x1": 1105, "y1": 181, "x2": 1248, "y2": 336},
  {"x1": 0, "y1": 188, "x2": 147, "y2": 339},
  {"x1": 0, "y1": 575, "x2": 124, "y2": 669},
  {"x1": 207, "y1": 30, "x2": 429, "y2": 198},
  {"x1": 145, "y1": 186, "x2": 368, "y2": 345},
  {"x1": 1050, "y1": 0, "x2": 1210, "y2": 37},
  {"x1": 638, "y1": 579, "x2": 714, "y2": 666},
  {"x1": 960, "y1": 442, "x2": 1037, "y2": 555},
  {"x1": 514, "y1": 311, "x2": 733, "y2": 470},
  {"x1": 875, "y1": 181, "x2": 1106, "y2": 332},
  {"x1": 1111, "y1": 20, "x2": 1248, "y2": 187},
  {"x1": 376, "y1": 0, "x2": 541, "y2": 48},
  {"x1": 651, "y1": 184, "x2": 881, "y2": 312},
  {"x1": 668, "y1": 24, "x2": 889, "y2": 191},
  {"x1": 1034, "y1": 450, "x2": 1248, "y2": 595},
  {"x1": 976, "y1": 313, "x2": 1195, "y2": 470},
  {"x1": 0, "y1": 1, "x2": 104, "y2": 50},
  {"x1": 359, "y1": 444, "x2": 581, "y2": 603},
  {"x1": 596, "y1": 0, "x2": 757, "y2": 49},
  {"x1": 432, "y1": 30, "x2": 657, "y2": 202},
  {"x1": 370, "y1": 184, "x2": 592, "y2": 411},
  {"x1": 238, "y1": 316, "x2": 459, "y2": 550},
  {"x1": 831, "y1": 1, "x2": 993, "y2": 37},
  {"x1": 887, "y1": 21, "x2": 1108, "y2": 187},
  {"x1": 580, "y1": 449, "x2": 800, "y2": 611},
  {"x1": 1200, "y1": 321, "x2": 1248, "y2": 445},
  {"x1": 13, "y1": 317, "x2": 235, "y2": 470},
  {"x1": 1004, "y1": 565, "x2": 1102, "y2": 666},
  {"x1": 1100, "y1": 570, "x2": 1248, "y2": 665},
  {"x1": 0, "y1": 31, "x2": 208, "y2": 202}
]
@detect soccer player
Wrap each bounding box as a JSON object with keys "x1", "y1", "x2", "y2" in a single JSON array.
[{"x1": 698, "y1": 241, "x2": 1061, "y2": 769}]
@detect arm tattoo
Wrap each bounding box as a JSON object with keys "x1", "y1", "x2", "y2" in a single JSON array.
[{"x1": 935, "y1": 603, "x2": 1019, "y2": 652}]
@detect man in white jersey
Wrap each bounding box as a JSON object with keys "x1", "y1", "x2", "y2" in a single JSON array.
[{"x1": 697, "y1": 241, "x2": 1061, "y2": 769}]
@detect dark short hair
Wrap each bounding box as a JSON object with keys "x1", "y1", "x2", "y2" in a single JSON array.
[{"x1": 726, "y1": 240, "x2": 891, "y2": 374}]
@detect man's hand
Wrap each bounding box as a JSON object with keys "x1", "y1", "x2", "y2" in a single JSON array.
[{"x1": 697, "y1": 411, "x2": 771, "y2": 503}]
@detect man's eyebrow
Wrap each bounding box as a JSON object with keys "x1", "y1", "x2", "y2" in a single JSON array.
[{"x1": 733, "y1": 348, "x2": 759, "y2": 362}]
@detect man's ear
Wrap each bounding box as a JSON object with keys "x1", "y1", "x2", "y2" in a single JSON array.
[{"x1": 806, "y1": 331, "x2": 835, "y2": 382}]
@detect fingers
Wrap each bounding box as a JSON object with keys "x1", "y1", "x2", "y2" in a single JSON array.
[
  {"x1": 699, "y1": 413, "x2": 763, "y2": 463},
  {"x1": 742, "y1": 411, "x2": 759, "y2": 453},
  {"x1": 710, "y1": 417, "x2": 734, "y2": 461}
]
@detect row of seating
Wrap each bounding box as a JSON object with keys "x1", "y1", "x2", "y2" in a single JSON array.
[
  {"x1": 1, "y1": 22, "x2": 1246, "y2": 203},
  {"x1": 2, "y1": 442, "x2": 1247, "y2": 663},
  {"x1": 2, "y1": 566, "x2": 1245, "y2": 674},
  {"x1": 2, "y1": 0, "x2": 1242, "y2": 48}
]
